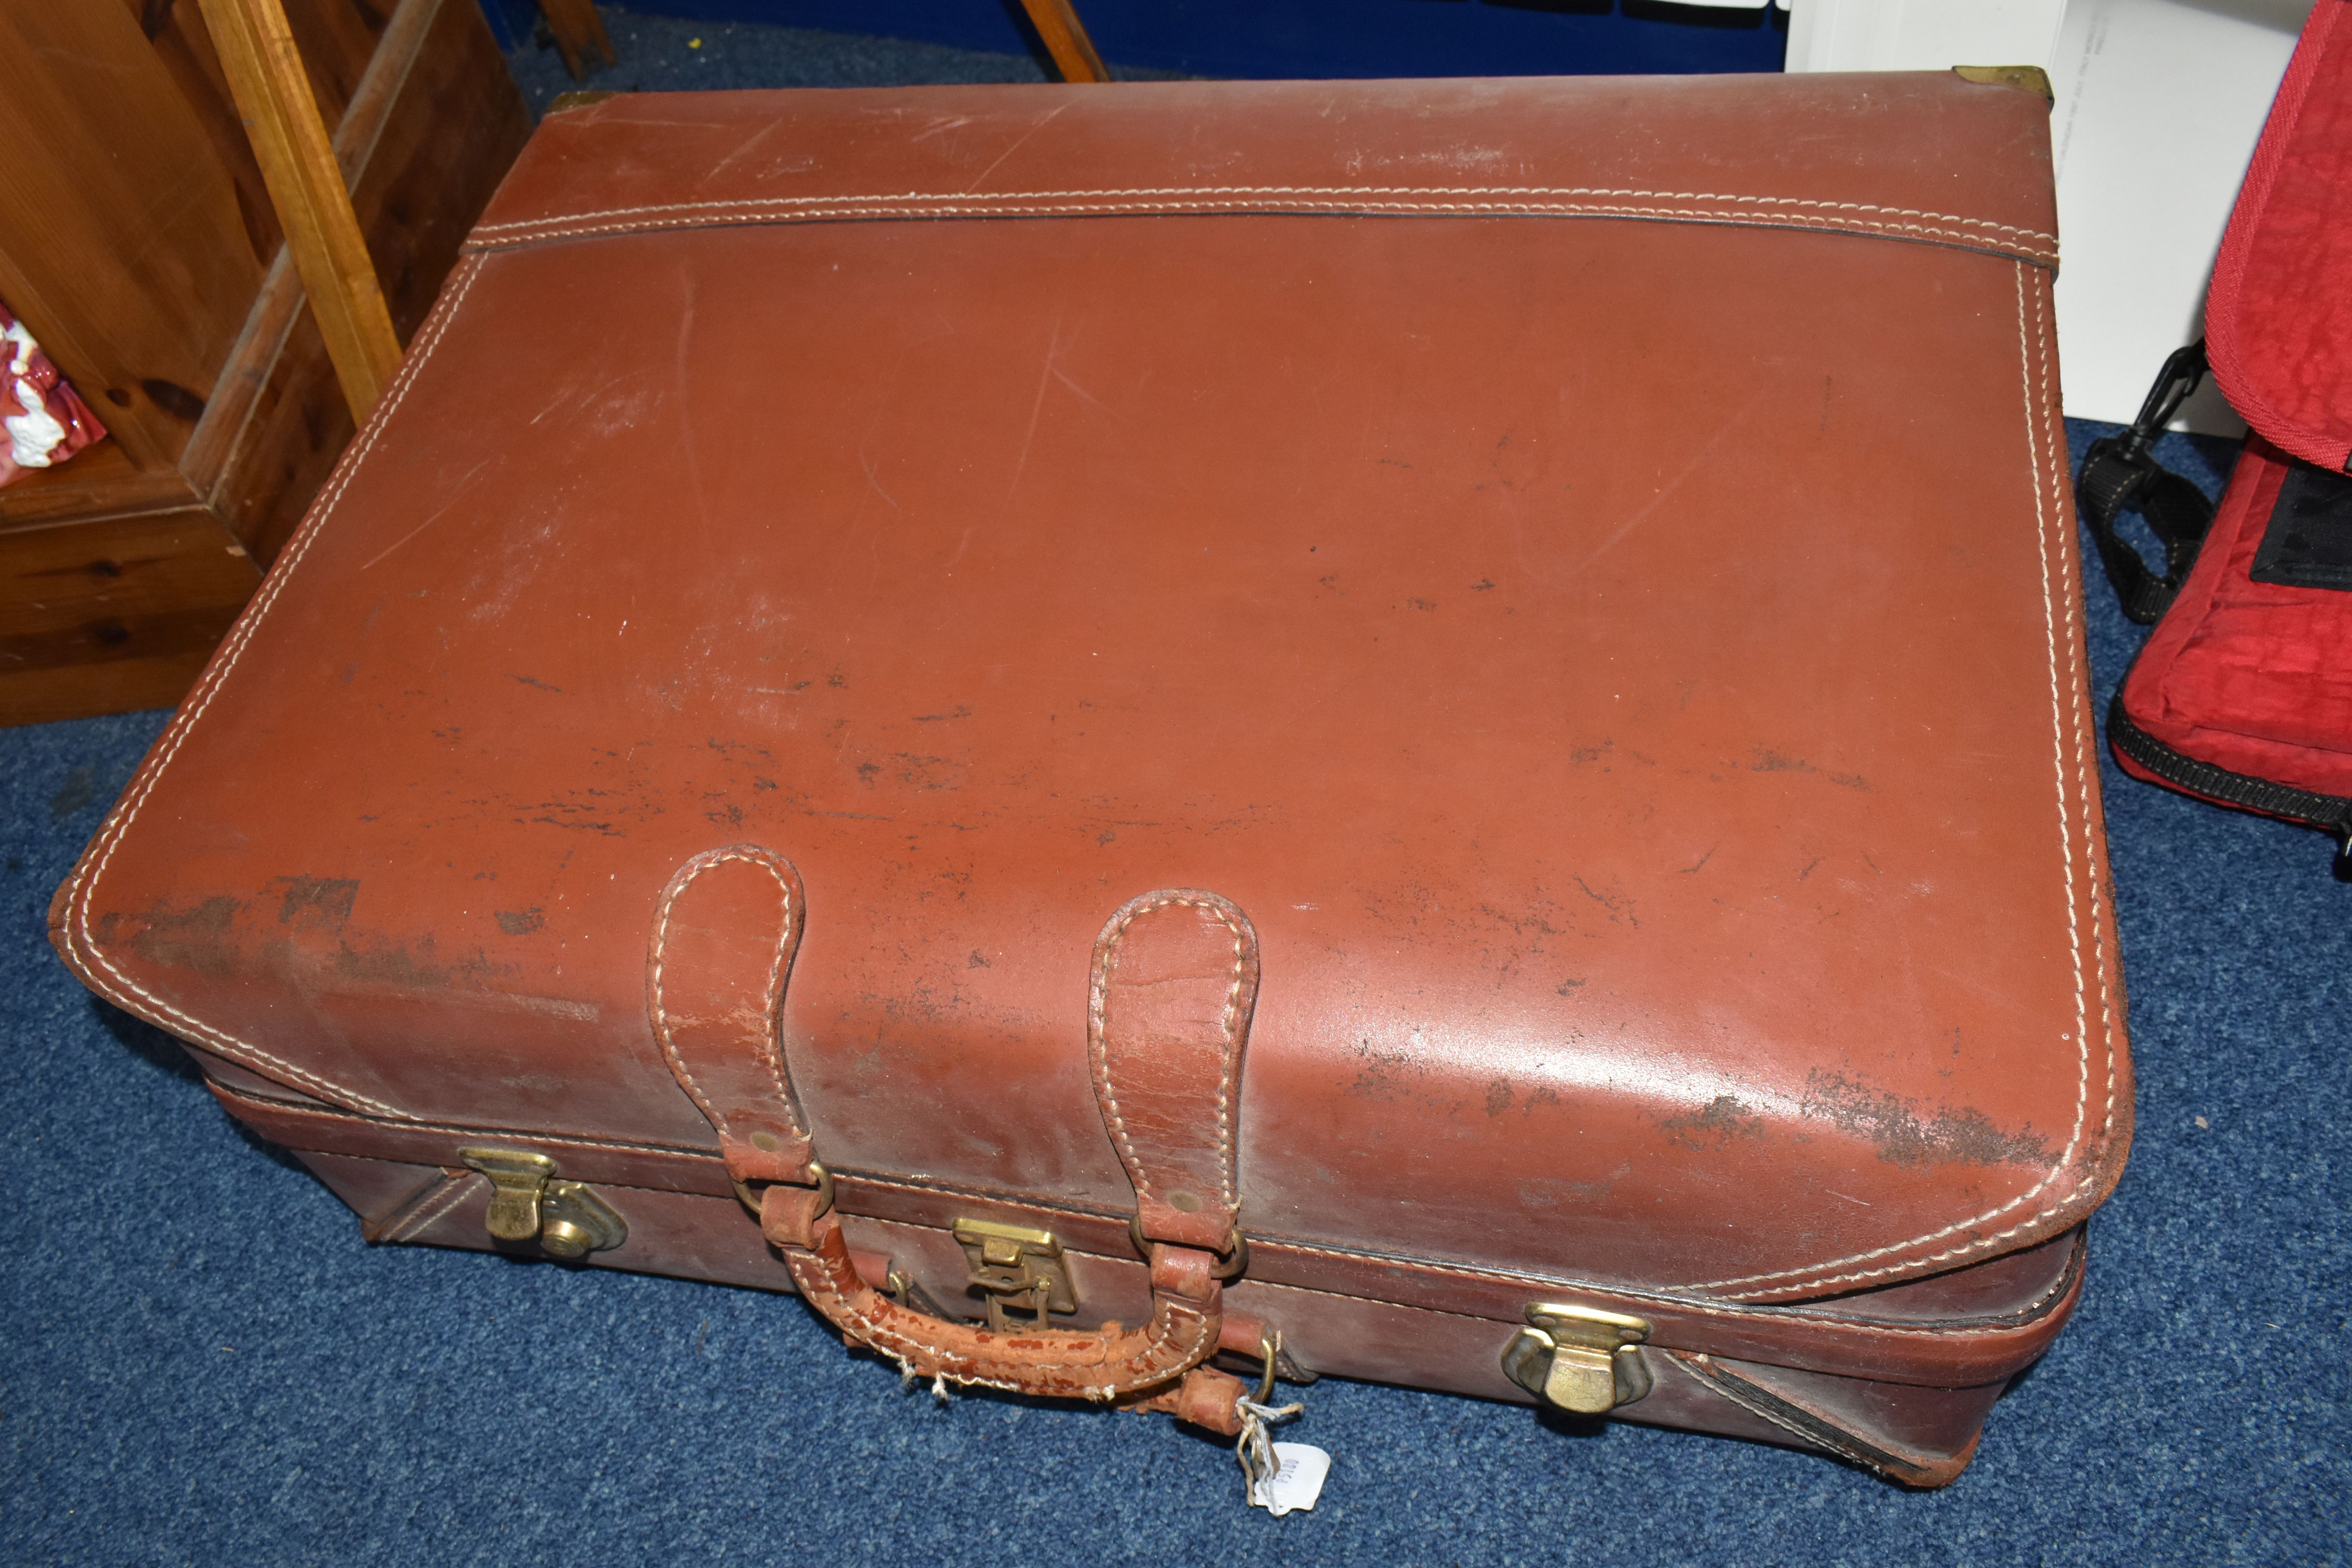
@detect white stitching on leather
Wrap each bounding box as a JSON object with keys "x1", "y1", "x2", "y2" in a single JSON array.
[
  {"x1": 471, "y1": 183, "x2": 2056, "y2": 246},
  {"x1": 648, "y1": 846, "x2": 805, "y2": 1141},
  {"x1": 1088, "y1": 891, "x2": 1252, "y2": 1213},
  {"x1": 58, "y1": 258, "x2": 490, "y2": 1120},
  {"x1": 1666, "y1": 1353, "x2": 1895, "y2": 1475},
  {"x1": 1267, "y1": 1234, "x2": 2078, "y2": 1340},
  {"x1": 1686, "y1": 265, "x2": 2115, "y2": 1296},
  {"x1": 385, "y1": 1170, "x2": 482, "y2": 1243},
  {"x1": 470, "y1": 196, "x2": 2058, "y2": 266},
  {"x1": 212, "y1": 1083, "x2": 724, "y2": 1163}
]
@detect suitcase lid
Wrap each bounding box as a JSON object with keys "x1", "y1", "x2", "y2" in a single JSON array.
[
  {"x1": 56, "y1": 74, "x2": 2128, "y2": 1305},
  {"x1": 2207, "y1": 0, "x2": 2352, "y2": 473}
]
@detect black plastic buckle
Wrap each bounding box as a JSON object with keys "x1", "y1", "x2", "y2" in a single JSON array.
[{"x1": 2118, "y1": 339, "x2": 2210, "y2": 464}]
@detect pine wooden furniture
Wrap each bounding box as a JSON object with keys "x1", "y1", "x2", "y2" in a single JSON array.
[{"x1": 0, "y1": 0, "x2": 527, "y2": 727}]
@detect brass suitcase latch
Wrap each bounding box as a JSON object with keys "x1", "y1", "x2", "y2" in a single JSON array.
[
  {"x1": 951, "y1": 1217, "x2": 1078, "y2": 1331},
  {"x1": 458, "y1": 1147, "x2": 628, "y2": 1260},
  {"x1": 1500, "y1": 1301, "x2": 1653, "y2": 1414}
]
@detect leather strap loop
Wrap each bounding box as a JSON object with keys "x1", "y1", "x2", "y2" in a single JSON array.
[
  {"x1": 648, "y1": 855, "x2": 1257, "y2": 1428},
  {"x1": 1090, "y1": 890, "x2": 1259, "y2": 1253},
  {"x1": 647, "y1": 846, "x2": 814, "y2": 1187}
]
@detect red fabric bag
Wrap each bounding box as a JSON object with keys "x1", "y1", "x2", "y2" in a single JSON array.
[{"x1": 2083, "y1": 0, "x2": 2352, "y2": 875}]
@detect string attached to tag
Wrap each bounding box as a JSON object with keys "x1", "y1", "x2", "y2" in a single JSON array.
[{"x1": 1234, "y1": 1333, "x2": 1330, "y2": 1515}]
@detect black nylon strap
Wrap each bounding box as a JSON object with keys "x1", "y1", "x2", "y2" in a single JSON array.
[{"x1": 2077, "y1": 342, "x2": 2216, "y2": 625}]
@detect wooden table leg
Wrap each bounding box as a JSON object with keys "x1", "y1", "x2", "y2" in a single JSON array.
[{"x1": 1019, "y1": 0, "x2": 1110, "y2": 82}]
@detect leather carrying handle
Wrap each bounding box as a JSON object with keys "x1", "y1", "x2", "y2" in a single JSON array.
[
  {"x1": 648, "y1": 849, "x2": 1256, "y2": 1429},
  {"x1": 764, "y1": 1198, "x2": 1232, "y2": 1412}
]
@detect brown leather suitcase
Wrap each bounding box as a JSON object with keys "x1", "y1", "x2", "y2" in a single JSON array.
[{"x1": 50, "y1": 71, "x2": 2131, "y2": 1488}]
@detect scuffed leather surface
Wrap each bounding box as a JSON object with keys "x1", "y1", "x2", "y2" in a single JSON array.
[{"x1": 52, "y1": 73, "x2": 2127, "y2": 1305}]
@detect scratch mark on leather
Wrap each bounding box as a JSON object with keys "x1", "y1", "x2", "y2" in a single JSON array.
[
  {"x1": 1575, "y1": 385, "x2": 1771, "y2": 571},
  {"x1": 674, "y1": 266, "x2": 710, "y2": 536},
  {"x1": 858, "y1": 447, "x2": 901, "y2": 512},
  {"x1": 961, "y1": 102, "x2": 1069, "y2": 193},
  {"x1": 358, "y1": 456, "x2": 497, "y2": 571},
  {"x1": 706, "y1": 117, "x2": 790, "y2": 179},
  {"x1": 996, "y1": 311, "x2": 1067, "y2": 530},
  {"x1": 909, "y1": 113, "x2": 975, "y2": 143},
  {"x1": 1048, "y1": 365, "x2": 1110, "y2": 411}
]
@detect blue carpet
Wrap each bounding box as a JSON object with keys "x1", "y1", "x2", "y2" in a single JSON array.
[{"x1": 3, "y1": 19, "x2": 2347, "y2": 1557}]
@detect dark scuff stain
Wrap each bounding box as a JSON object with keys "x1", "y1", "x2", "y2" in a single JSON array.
[
  {"x1": 496, "y1": 908, "x2": 545, "y2": 936},
  {"x1": 1485, "y1": 1079, "x2": 1513, "y2": 1118},
  {"x1": 1517, "y1": 1171, "x2": 1617, "y2": 1210},
  {"x1": 1572, "y1": 875, "x2": 1637, "y2": 927},
  {"x1": 1568, "y1": 739, "x2": 1613, "y2": 764},
  {"x1": 752, "y1": 776, "x2": 778, "y2": 792},
  {"x1": 1749, "y1": 747, "x2": 1869, "y2": 792},
  {"x1": 856, "y1": 762, "x2": 881, "y2": 786},
  {"x1": 1346, "y1": 1036, "x2": 1433, "y2": 1106},
  {"x1": 1801, "y1": 1070, "x2": 2055, "y2": 1169},
  {"x1": 276, "y1": 876, "x2": 358, "y2": 931},
  {"x1": 1555, "y1": 978, "x2": 1586, "y2": 994},
  {"x1": 333, "y1": 933, "x2": 499, "y2": 991},
  {"x1": 1659, "y1": 1094, "x2": 1767, "y2": 1151},
  {"x1": 123, "y1": 897, "x2": 245, "y2": 976},
  {"x1": 913, "y1": 705, "x2": 973, "y2": 722},
  {"x1": 48, "y1": 765, "x2": 96, "y2": 820},
  {"x1": 706, "y1": 803, "x2": 746, "y2": 828},
  {"x1": 1405, "y1": 597, "x2": 1436, "y2": 612},
  {"x1": 891, "y1": 754, "x2": 967, "y2": 791},
  {"x1": 1470, "y1": 578, "x2": 1495, "y2": 591},
  {"x1": 511, "y1": 675, "x2": 562, "y2": 692},
  {"x1": 528, "y1": 814, "x2": 623, "y2": 837},
  {"x1": 966, "y1": 950, "x2": 990, "y2": 969}
]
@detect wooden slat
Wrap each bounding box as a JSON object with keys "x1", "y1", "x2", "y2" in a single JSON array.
[
  {"x1": 182, "y1": 0, "x2": 454, "y2": 500},
  {"x1": 0, "y1": 444, "x2": 200, "y2": 533},
  {"x1": 1019, "y1": 0, "x2": 1110, "y2": 83},
  {"x1": 207, "y1": 0, "x2": 528, "y2": 563},
  {"x1": 0, "y1": 510, "x2": 260, "y2": 726},
  {"x1": 199, "y1": 0, "x2": 403, "y2": 423}
]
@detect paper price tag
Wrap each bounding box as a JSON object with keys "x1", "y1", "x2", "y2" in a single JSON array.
[{"x1": 1247, "y1": 1442, "x2": 1331, "y2": 1516}]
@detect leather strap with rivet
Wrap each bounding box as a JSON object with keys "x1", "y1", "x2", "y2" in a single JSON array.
[{"x1": 649, "y1": 849, "x2": 1258, "y2": 1429}]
